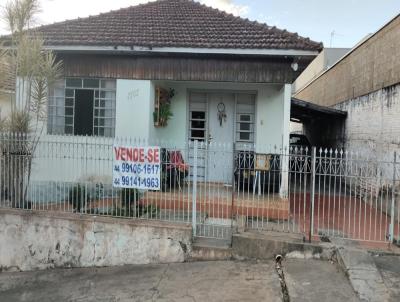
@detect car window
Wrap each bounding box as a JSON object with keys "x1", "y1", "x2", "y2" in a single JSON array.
[{"x1": 290, "y1": 135, "x2": 310, "y2": 146}]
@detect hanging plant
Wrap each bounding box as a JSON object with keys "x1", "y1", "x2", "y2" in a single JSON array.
[
  {"x1": 154, "y1": 102, "x2": 173, "y2": 127},
  {"x1": 154, "y1": 88, "x2": 175, "y2": 127}
]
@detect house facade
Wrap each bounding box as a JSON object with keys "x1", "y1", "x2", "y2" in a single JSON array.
[{"x1": 14, "y1": 0, "x2": 321, "y2": 190}]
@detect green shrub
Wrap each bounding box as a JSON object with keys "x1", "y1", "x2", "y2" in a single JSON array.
[
  {"x1": 114, "y1": 188, "x2": 159, "y2": 219},
  {"x1": 141, "y1": 204, "x2": 159, "y2": 218}
]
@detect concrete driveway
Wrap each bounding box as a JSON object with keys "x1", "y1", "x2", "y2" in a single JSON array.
[
  {"x1": 373, "y1": 254, "x2": 400, "y2": 301},
  {"x1": 0, "y1": 260, "x2": 358, "y2": 302}
]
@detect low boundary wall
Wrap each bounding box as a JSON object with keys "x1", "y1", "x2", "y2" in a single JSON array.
[{"x1": 0, "y1": 209, "x2": 192, "y2": 272}]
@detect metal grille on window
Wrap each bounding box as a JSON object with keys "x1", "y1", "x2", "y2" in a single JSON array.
[
  {"x1": 48, "y1": 78, "x2": 116, "y2": 137},
  {"x1": 189, "y1": 92, "x2": 207, "y2": 141},
  {"x1": 94, "y1": 81, "x2": 116, "y2": 137},
  {"x1": 48, "y1": 80, "x2": 67, "y2": 135},
  {"x1": 236, "y1": 94, "x2": 255, "y2": 143}
]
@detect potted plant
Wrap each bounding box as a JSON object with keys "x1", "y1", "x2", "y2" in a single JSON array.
[
  {"x1": 154, "y1": 88, "x2": 175, "y2": 127},
  {"x1": 155, "y1": 102, "x2": 173, "y2": 127}
]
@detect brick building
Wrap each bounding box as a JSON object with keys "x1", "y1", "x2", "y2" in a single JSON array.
[{"x1": 293, "y1": 14, "x2": 400, "y2": 162}]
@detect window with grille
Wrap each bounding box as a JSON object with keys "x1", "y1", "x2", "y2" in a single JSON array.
[
  {"x1": 189, "y1": 111, "x2": 206, "y2": 141},
  {"x1": 189, "y1": 92, "x2": 207, "y2": 141},
  {"x1": 236, "y1": 94, "x2": 255, "y2": 143},
  {"x1": 48, "y1": 78, "x2": 116, "y2": 137},
  {"x1": 237, "y1": 114, "x2": 254, "y2": 142}
]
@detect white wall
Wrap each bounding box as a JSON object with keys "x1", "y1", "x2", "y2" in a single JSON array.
[
  {"x1": 25, "y1": 80, "x2": 289, "y2": 195},
  {"x1": 151, "y1": 81, "x2": 287, "y2": 150},
  {"x1": 333, "y1": 83, "x2": 400, "y2": 216},
  {"x1": 30, "y1": 79, "x2": 288, "y2": 149},
  {"x1": 30, "y1": 135, "x2": 113, "y2": 183},
  {"x1": 150, "y1": 81, "x2": 188, "y2": 147},
  {"x1": 0, "y1": 209, "x2": 192, "y2": 271},
  {"x1": 115, "y1": 79, "x2": 153, "y2": 139},
  {"x1": 255, "y1": 84, "x2": 287, "y2": 151},
  {"x1": 0, "y1": 92, "x2": 12, "y2": 120},
  {"x1": 282, "y1": 84, "x2": 291, "y2": 150},
  {"x1": 280, "y1": 84, "x2": 291, "y2": 197},
  {"x1": 335, "y1": 83, "x2": 400, "y2": 167}
]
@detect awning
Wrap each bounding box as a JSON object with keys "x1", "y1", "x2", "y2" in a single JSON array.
[{"x1": 291, "y1": 97, "x2": 347, "y2": 123}]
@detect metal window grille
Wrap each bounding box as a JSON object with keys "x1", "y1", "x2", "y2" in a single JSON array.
[
  {"x1": 235, "y1": 94, "x2": 255, "y2": 144},
  {"x1": 48, "y1": 78, "x2": 116, "y2": 137}
]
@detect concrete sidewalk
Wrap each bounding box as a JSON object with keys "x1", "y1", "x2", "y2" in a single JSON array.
[
  {"x1": 0, "y1": 260, "x2": 357, "y2": 302},
  {"x1": 284, "y1": 259, "x2": 359, "y2": 302},
  {"x1": 333, "y1": 238, "x2": 400, "y2": 302},
  {"x1": 373, "y1": 254, "x2": 400, "y2": 301},
  {"x1": 0, "y1": 261, "x2": 282, "y2": 302}
]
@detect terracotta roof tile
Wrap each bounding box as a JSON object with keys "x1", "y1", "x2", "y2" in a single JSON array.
[{"x1": 33, "y1": 0, "x2": 322, "y2": 51}]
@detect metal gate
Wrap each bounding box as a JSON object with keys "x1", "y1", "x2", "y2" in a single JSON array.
[{"x1": 191, "y1": 140, "x2": 235, "y2": 240}]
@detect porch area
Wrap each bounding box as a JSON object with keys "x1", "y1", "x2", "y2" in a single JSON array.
[{"x1": 142, "y1": 183, "x2": 289, "y2": 220}]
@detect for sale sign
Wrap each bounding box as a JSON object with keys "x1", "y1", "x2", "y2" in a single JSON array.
[{"x1": 113, "y1": 145, "x2": 161, "y2": 190}]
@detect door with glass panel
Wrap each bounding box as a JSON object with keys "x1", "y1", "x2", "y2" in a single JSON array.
[
  {"x1": 206, "y1": 93, "x2": 235, "y2": 183},
  {"x1": 188, "y1": 91, "x2": 255, "y2": 183}
]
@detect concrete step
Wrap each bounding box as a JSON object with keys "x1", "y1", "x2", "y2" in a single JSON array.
[
  {"x1": 196, "y1": 223, "x2": 234, "y2": 240},
  {"x1": 232, "y1": 230, "x2": 335, "y2": 261},
  {"x1": 189, "y1": 238, "x2": 233, "y2": 261}
]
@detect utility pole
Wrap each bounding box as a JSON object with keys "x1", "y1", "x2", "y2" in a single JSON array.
[{"x1": 330, "y1": 31, "x2": 335, "y2": 47}]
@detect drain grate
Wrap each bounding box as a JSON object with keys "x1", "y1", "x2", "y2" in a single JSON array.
[{"x1": 275, "y1": 255, "x2": 290, "y2": 302}]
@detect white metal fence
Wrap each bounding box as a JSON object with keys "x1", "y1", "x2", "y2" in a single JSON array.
[{"x1": 0, "y1": 132, "x2": 399, "y2": 244}]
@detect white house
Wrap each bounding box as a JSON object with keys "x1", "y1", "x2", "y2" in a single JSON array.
[{"x1": 11, "y1": 0, "x2": 322, "y2": 196}]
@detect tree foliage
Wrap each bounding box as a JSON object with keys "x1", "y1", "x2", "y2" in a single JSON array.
[
  {"x1": 0, "y1": 0, "x2": 63, "y2": 207},
  {"x1": 1, "y1": 0, "x2": 62, "y2": 132}
]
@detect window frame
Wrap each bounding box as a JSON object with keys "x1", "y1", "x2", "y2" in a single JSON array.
[
  {"x1": 48, "y1": 78, "x2": 116, "y2": 137},
  {"x1": 189, "y1": 110, "x2": 207, "y2": 141},
  {"x1": 235, "y1": 94, "x2": 256, "y2": 144},
  {"x1": 236, "y1": 113, "x2": 255, "y2": 142}
]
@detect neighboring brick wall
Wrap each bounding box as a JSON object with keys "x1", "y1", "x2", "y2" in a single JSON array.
[
  {"x1": 316, "y1": 84, "x2": 400, "y2": 219},
  {"x1": 335, "y1": 83, "x2": 400, "y2": 171},
  {"x1": 294, "y1": 15, "x2": 400, "y2": 107}
]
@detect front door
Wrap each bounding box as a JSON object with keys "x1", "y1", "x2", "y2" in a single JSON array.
[{"x1": 207, "y1": 93, "x2": 235, "y2": 183}]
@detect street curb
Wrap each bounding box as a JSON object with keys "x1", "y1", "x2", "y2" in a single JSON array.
[{"x1": 231, "y1": 232, "x2": 336, "y2": 261}]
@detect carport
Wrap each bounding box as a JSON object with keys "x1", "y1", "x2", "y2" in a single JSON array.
[{"x1": 291, "y1": 98, "x2": 347, "y2": 148}]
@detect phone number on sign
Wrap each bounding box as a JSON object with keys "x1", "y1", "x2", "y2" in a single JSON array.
[
  {"x1": 117, "y1": 176, "x2": 160, "y2": 188},
  {"x1": 117, "y1": 163, "x2": 160, "y2": 174}
]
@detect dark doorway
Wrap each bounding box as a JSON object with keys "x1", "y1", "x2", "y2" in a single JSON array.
[{"x1": 74, "y1": 89, "x2": 94, "y2": 136}]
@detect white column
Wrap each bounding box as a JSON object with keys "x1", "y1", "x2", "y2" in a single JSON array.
[{"x1": 280, "y1": 84, "x2": 291, "y2": 198}]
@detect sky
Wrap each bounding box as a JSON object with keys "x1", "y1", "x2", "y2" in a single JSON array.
[{"x1": 0, "y1": 0, "x2": 399, "y2": 48}]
